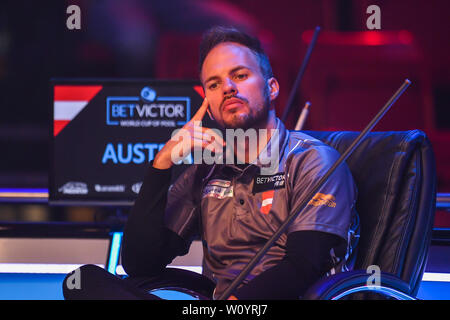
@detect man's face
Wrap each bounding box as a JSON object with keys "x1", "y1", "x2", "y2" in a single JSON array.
[{"x1": 201, "y1": 42, "x2": 275, "y2": 130}]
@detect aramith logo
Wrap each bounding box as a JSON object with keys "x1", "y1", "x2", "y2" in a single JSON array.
[{"x1": 106, "y1": 86, "x2": 191, "y2": 128}]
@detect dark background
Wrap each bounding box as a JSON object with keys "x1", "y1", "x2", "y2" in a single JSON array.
[{"x1": 0, "y1": 0, "x2": 449, "y2": 225}]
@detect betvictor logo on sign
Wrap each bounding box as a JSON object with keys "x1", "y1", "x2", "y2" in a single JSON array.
[{"x1": 106, "y1": 86, "x2": 191, "y2": 128}]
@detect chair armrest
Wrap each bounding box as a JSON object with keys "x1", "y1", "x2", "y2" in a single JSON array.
[
  {"x1": 128, "y1": 267, "x2": 215, "y2": 300},
  {"x1": 302, "y1": 270, "x2": 415, "y2": 300}
]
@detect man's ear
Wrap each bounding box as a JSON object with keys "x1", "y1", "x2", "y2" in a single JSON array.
[{"x1": 267, "y1": 77, "x2": 279, "y2": 102}]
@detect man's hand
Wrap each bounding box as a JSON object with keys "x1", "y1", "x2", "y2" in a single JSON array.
[{"x1": 153, "y1": 98, "x2": 225, "y2": 169}]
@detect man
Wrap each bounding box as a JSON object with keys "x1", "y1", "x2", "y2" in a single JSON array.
[{"x1": 63, "y1": 26, "x2": 359, "y2": 300}]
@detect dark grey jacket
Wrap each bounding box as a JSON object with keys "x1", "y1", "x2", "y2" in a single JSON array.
[{"x1": 164, "y1": 118, "x2": 359, "y2": 299}]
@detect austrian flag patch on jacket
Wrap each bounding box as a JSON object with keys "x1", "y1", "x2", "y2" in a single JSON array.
[{"x1": 260, "y1": 190, "x2": 274, "y2": 214}]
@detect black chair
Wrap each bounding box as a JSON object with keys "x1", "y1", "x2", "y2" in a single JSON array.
[
  {"x1": 301, "y1": 129, "x2": 436, "y2": 299},
  {"x1": 135, "y1": 129, "x2": 437, "y2": 300}
]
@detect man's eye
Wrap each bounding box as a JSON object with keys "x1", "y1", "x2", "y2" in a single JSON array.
[
  {"x1": 208, "y1": 83, "x2": 218, "y2": 90},
  {"x1": 235, "y1": 73, "x2": 248, "y2": 80}
]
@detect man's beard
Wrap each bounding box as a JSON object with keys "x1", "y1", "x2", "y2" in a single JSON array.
[
  {"x1": 221, "y1": 86, "x2": 271, "y2": 130},
  {"x1": 225, "y1": 107, "x2": 268, "y2": 130}
]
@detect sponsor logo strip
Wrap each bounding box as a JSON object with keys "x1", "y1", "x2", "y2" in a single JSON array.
[
  {"x1": 202, "y1": 180, "x2": 233, "y2": 200},
  {"x1": 252, "y1": 172, "x2": 285, "y2": 193},
  {"x1": 308, "y1": 193, "x2": 337, "y2": 208}
]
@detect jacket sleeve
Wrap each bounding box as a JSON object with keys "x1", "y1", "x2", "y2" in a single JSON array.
[
  {"x1": 286, "y1": 143, "x2": 358, "y2": 242},
  {"x1": 121, "y1": 162, "x2": 199, "y2": 277}
]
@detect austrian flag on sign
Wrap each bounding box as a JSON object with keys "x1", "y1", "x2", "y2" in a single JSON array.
[{"x1": 53, "y1": 85, "x2": 102, "y2": 136}]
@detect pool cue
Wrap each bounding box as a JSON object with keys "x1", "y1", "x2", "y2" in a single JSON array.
[
  {"x1": 281, "y1": 26, "x2": 321, "y2": 124},
  {"x1": 218, "y1": 79, "x2": 412, "y2": 300},
  {"x1": 295, "y1": 101, "x2": 311, "y2": 130}
]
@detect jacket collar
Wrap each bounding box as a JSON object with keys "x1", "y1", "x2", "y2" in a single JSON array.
[{"x1": 213, "y1": 117, "x2": 289, "y2": 176}]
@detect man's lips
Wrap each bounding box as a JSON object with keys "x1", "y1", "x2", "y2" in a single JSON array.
[{"x1": 222, "y1": 98, "x2": 244, "y2": 112}]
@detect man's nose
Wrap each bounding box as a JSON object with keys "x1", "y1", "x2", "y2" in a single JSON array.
[{"x1": 222, "y1": 78, "x2": 237, "y2": 96}]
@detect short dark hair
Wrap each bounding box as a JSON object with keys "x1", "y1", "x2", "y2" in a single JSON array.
[{"x1": 198, "y1": 26, "x2": 273, "y2": 81}]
